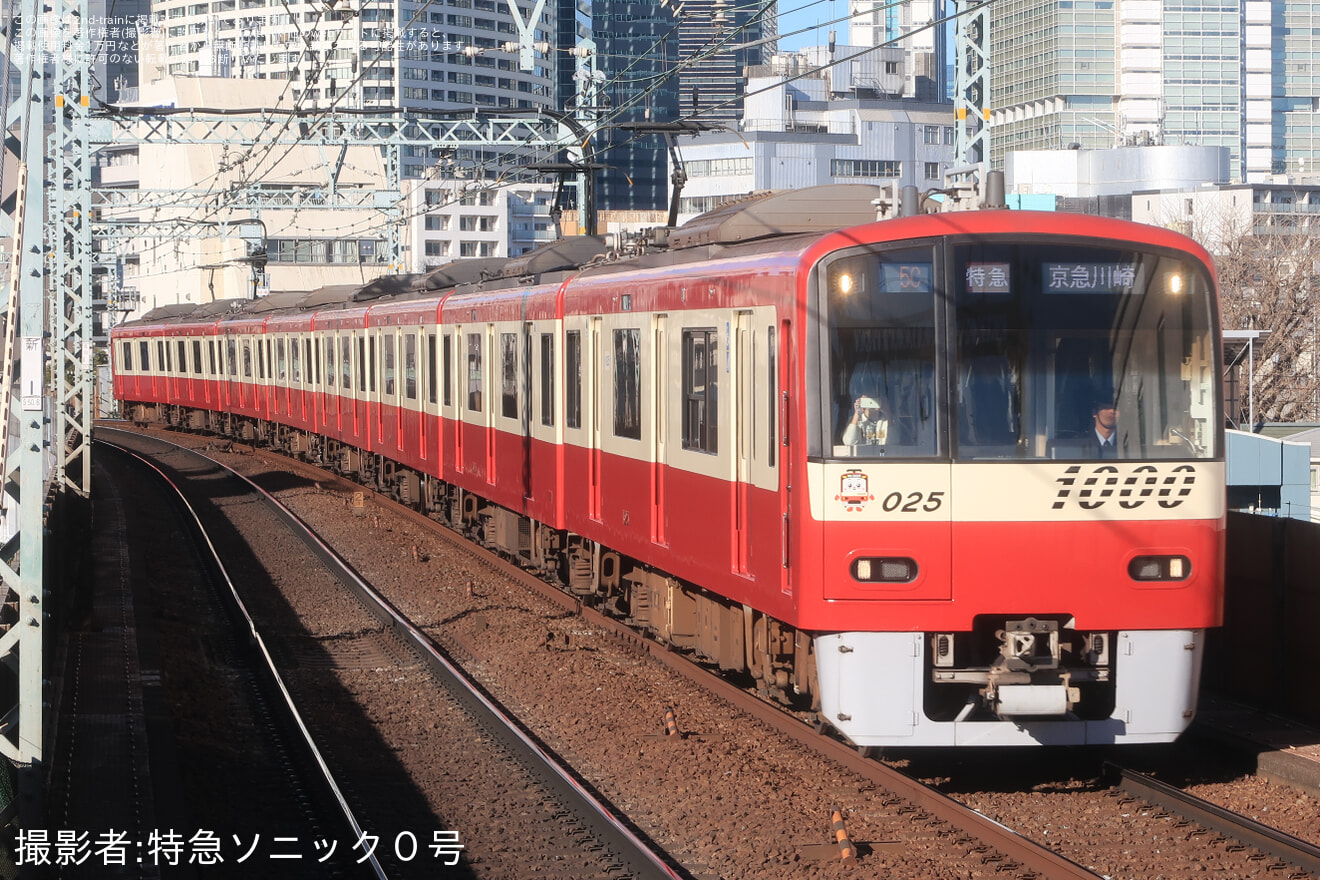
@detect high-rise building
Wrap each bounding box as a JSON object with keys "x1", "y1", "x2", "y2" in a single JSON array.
[
  {"x1": 848, "y1": 0, "x2": 946, "y2": 102},
  {"x1": 987, "y1": 0, "x2": 1320, "y2": 183},
  {"x1": 591, "y1": 0, "x2": 680, "y2": 212},
  {"x1": 149, "y1": 0, "x2": 557, "y2": 179},
  {"x1": 675, "y1": 0, "x2": 774, "y2": 122},
  {"x1": 591, "y1": 0, "x2": 772, "y2": 211}
]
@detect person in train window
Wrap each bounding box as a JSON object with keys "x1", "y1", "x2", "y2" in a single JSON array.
[
  {"x1": 842, "y1": 395, "x2": 889, "y2": 448},
  {"x1": 1089, "y1": 398, "x2": 1119, "y2": 459}
]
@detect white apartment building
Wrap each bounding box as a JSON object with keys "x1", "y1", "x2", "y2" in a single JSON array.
[
  {"x1": 100, "y1": 68, "x2": 396, "y2": 322},
  {"x1": 670, "y1": 47, "x2": 956, "y2": 222},
  {"x1": 150, "y1": 0, "x2": 558, "y2": 179},
  {"x1": 847, "y1": 0, "x2": 944, "y2": 101},
  {"x1": 1132, "y1": 183, "x2": 1320, "y2": 252},
  {"x1": 407, "y1": 179, "x2": 557, "y2": 267}
]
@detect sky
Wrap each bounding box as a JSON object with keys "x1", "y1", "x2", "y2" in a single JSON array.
[{"x1": 775, "y1": 0, "x2": 850, "y2": 52}]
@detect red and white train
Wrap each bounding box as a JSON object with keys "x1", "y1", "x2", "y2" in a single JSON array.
[{"x1": 111, "y1": 185, "x2": 1225, "y2": 747}]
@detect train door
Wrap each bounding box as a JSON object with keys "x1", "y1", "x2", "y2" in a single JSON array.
[
  {"x1": 273, "y1": 337, "x2": 285, "y2": 419},
  {"x1": 421, "y1": 330, "x2": 433, "y2": 463},
  {"x1": 652, "y1": 314, "x2": 667, "y2": 546},
  {"x1": 340, "y1": 332, "x2": 352, "y2": 435},
  {"x1": 589, "y1": 316, "x2": 602, "y2": 521},
  {"x1": 321, "y1": 331, "x2": 337, "y2": 435},
  {"x1": 179, "y1": 340, "x2": 191, "y2": 403},
  {"x1": 166, "y1": 339, "x2": 177, "y2": 402},
  {"x1": 398, "y1": 331, "x2": 411, "y2": 451},
  {"x1": 223, "y1": 335, "x2": 236, "y2": 411},
  {"x1": 263, "y1": 337, "x2": 273, "y2": 421},
  {"x1": 776, "y1": 320, "x2": 791, "y2": 595},
  {"x1": 242, "y1": 337, "x2": 254, "y2": 411},
  {"x1": 485, "y1": 323, "x2": 496, "y2": 484},
  {"x1": 734, "y1": 312, "x2": 753, "y2": 575},
  {"x1": 375, "y1": 330, "x2": 386, "y2": 443},
  {"x1": 452, "y1": 326, "x2": 464, "y2": 473},
  {"x1": 521, "y1": 322, "x2": 533, "y2": 499}
]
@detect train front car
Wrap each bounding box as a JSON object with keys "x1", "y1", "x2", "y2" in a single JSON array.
[{"x1": 802, "y1": 212, "x2": 1224, "y2": 747}]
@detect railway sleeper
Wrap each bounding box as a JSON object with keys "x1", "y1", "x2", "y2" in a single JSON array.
[{"x1": 127, "y1": 403, "x2": 821, "y2": 714}]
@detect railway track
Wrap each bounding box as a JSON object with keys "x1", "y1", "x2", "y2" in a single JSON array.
[
  {"x1": 1109, "y1": 764, "x2": 1320, "y2": 878},
  {"x1": 98, "y1": 428, "x2": 684, "y2": 880},
  {"x1": 94, "y1": 442, "x2": 385, "y2": 880},
  {"x1": 94, "y1": 423, "x2": 1320, "y2": 880}
]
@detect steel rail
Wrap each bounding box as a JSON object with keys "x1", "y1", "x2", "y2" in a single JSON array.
[
  {"x1": 1110, "y1": 763, "x2": 1320, "y2": 877},
  {"x1": 95, "y1": 435, "x2": 389, "y2": 880},
  {"x1": 101, "y1": 423, "x2": 1099, "y2": 879},
  {"x1": 146, "y1": 427, "x2": 1099, "y2": 880},
  {"x1": 99, "y1": 426, "x2": 687, "y2": 880}
]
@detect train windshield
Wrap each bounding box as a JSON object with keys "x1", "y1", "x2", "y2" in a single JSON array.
[{"x1": 821, "y1": 238, "x2": 1220, "y2": 461}]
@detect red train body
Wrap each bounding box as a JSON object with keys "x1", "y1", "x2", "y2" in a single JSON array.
[{"x1": 112, "y1": 187, "x2": 1226, "y2": 746}]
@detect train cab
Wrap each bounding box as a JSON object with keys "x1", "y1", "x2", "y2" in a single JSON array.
[{"x1": 802, "y1": 213, "x2": 1225, "y2": 746}]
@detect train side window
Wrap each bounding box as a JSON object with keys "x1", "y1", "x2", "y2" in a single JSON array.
[
  {"x1": 540, "y1": 333, "x2": 554, "y2": 427},
  {"x1": 405, "y1": 332, "x2": 418, "y2": 401},
  {"x1": 193, "y1": 340, "x2": 202, "y2": 375},
  {"x1": 121, "y1": 342, "x2": 133, "y2": 371},
  {"x1": 442, "y1": 334, "x2": 453, "y2": 407},
  {"x1": 565, "y1": 330, "x2": 582, "y2": 429},
  {"x1": 384, "y1": 332, "x2": 396, "y2": 397},
  {"x1": 682, "y1": 328, "x2": 717, "y2": 454},
  {"x1": 140, "y1": 341, "x2": 150, "y2": 371},
  {"x1": 426, "y1": 333, "x2": 437, "y2": 404},
  {"x1": 341, "y1": 336, "x2": 352, "y2": 390},
  {"x1": 613, "y1": 328, "x2": 641, "y2": 440},
  {"x1": 357, "y1": 337, "x2": 366, "y2": 393},
  {"x1": 500, "y1": 332, "x2": 517, "y2": 419},
  {"x1": 466, "y1": 332, "x2": 483, "y2": 411},
  {"x1": 369, "y1": 336, "x2": 377, "y2": 393}
]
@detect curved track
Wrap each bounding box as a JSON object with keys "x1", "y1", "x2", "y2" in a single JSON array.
[{"x1": 99, "y1": 428, "x2": 684, "y2": 880}]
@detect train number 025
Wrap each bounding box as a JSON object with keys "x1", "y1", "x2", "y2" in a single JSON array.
[{"x1": 880, "y1": 491, "x2": 944, "y2": 513}]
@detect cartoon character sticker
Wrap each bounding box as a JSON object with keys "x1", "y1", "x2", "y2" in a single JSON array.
[{"x1": 835, "y1": 469, "x2": 873, "y2": 512}]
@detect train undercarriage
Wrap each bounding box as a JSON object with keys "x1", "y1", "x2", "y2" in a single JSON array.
[
  {"x1": 127, "y1": 402, "x2": 1176, "y2": 746},
  {"x1": 129, "y1": 402, "x2": 821, "y2": 714}
]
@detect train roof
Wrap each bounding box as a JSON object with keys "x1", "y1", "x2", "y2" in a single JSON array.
[
  {"x1": 668, "y1": 184, "x2": 886, "y2": 249},
  {"x1": 111, "y1": 184, "x2": 1214, "y2": 333}
]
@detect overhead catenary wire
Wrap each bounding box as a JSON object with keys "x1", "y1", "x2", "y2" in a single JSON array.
[{"x1": 101, "y1": 0, "x2": 990, "y2": 259}]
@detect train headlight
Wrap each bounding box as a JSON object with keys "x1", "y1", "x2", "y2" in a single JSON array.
[
  {"x1": 1128, "y1": 555, "x2": 1191, "y2": 582},
  {"x1": 852, "y1": 557, "x2": 917, "y2": 583}
]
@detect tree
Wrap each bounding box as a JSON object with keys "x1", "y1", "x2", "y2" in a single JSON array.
[
  {"x1": 1212, "y1": 228, "x2": 1320, "y2": 423},
  {"x1": 1155, "y1": 203, "x2": 1320, "y2": 424}
]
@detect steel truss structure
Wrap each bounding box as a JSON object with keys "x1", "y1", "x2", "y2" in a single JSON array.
[
  {"x1": 0, "y1": 2, "x2": 595, "y2": 826},
  {"x1": 93, "y1": 109, "x2": 586, "y2": 272}
]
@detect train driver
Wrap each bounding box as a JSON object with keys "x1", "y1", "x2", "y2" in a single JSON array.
[
  {"x1": 842, "y1": 395, "x2": 889, "y2": 448},
  {"x1": 1089, "y1": 397, "x2": 1119, "y2": 458}
]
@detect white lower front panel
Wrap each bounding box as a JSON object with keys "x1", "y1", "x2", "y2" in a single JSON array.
[{"x1": 815, "y1": 629, "x2": 1203, "y2": 747}]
